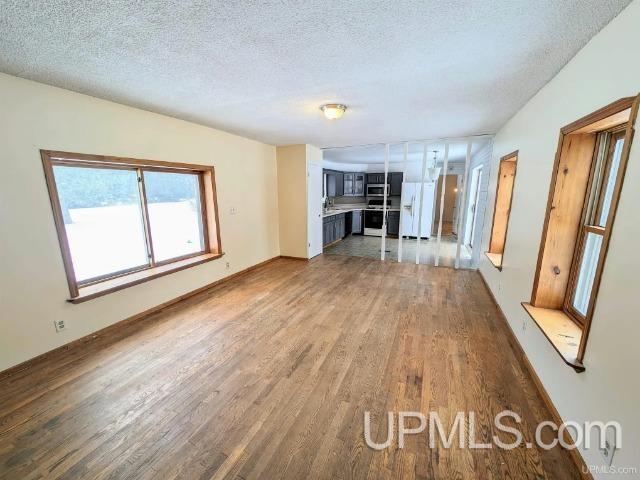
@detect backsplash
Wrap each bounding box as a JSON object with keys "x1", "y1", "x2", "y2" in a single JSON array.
[
  {"x1": 333, "y1": 196, "x2": 366, "y2": 205},
  {"x1": 332, "y1": 196, "x2": 400, "y2": 207}
]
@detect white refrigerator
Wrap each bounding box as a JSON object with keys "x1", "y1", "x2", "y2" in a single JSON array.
[{"x1": 400, "y1": 182, "x2": 436, "y2": 238}]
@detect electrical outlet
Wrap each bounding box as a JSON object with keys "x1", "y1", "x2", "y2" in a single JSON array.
[
  {"x1": 229, "y1": 206, "x2": 237, "y2": 215},
  {"x1": 522, "y1": 319, "x2": 526, "y2": 332},
  {"x1": 225, "y1": 261, "x2": 230, "y2": 270},
  {"x1": 53, "y1": 319, "x2": 66, "y2": 332},
  {"x1": 601, "y1": 435, "x2": 616, "y2": 466}
]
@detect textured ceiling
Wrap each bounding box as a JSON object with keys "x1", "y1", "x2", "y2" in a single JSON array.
[{"x1": 0, "y1": 1, "x2": 631, "y2": 148}]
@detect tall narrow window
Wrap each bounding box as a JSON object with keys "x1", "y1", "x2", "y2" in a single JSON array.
[
  {"x1": 525, "y1": 96, "x2": 638, "y2": 370},
  {"x1": 566, "y1": 128, "x2": 625, "y2": 322},
  {"x1": 42, "y1": 151, "x2": 222, "y2": 302},
  {"x1": 486, "y1": 151, "x2": 518, "y2": 270}
]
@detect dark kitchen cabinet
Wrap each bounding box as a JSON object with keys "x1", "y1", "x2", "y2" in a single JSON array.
[
  {"x1": 390, "y1": 172, "x2": 403, "y2": 196},
  {"x1": 323, "y1": 216, "x2": 335, "y2": 246},
  {"x1": 354, "y1": 173, "x2": 365, "y2": 196},
  {"x1": 343, "y1": 172, "x2": 366, "y2": 196},
  {"x1": 352, "y1": 210, "x2": 363, "y2": 234},
  {"x1": 387, "y1": 211, "x2": 400, "y2": 236},
  {"x1": 323, "y1": 222, "x2": 332, "y2": 246},
  {"x1": 336, "y1": 214, "x2": 345, "y2": 239},
  {"x1": 343, "y1": 173, "x2": 354, "y2": 195},
  {"x1": 335, "y1": 172, "x2": 344, "y2": 197},
  {"x1": 367, "y1": 173, "x2": 385, "y2": 184},
  {"x1": 323, "y1": 213, "x2": 346, "y2": 246},
  {"x1": 325, "y1": 171, "x2": 336, "y2": 197},
  {"x1": 324, "y1": 169, "x2": 343, "y2": 197}
]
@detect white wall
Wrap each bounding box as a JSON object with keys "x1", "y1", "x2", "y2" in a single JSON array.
[
  {"x1": 276, "y1": 145, "x2": 308, "y2": 258},
  {"x1": 0, "y1": 73, "x2": 279, "y2": 371},
  {"x1": 479, "y1": 1, "x2": 640, "y2": 475},
  {"x1": 276, "y1": 144, "x2": 322, "y2": 258}
]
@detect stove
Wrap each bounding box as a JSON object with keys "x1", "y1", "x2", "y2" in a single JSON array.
[
  {"x1": 364, "y1": 199, "x2": 386, "y2": 235},
  {"x1": 366, "y1": 199, "x2": 386, "y2": 210}
]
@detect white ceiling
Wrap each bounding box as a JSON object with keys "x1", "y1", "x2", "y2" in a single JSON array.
[{"x1": 0, "y1": 1, "x2": 631, "y2": 148}]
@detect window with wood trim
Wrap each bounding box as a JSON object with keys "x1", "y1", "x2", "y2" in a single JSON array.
[
  {"x1": 486, "y1": 151, "x2": 518, "y2": 270},
  {"x1": 565, "y1": 127, "x2": 625, "y2": 324},
  {"x1": 41, "y1": 151, "x2": 222, "y2": 302},
  {"x1": 525, "y1": 95, "x2": 638, "y2": 371}
]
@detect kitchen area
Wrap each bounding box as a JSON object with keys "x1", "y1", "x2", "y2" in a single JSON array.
[
  {"x1": 319, "y1": 141, "x2": 491, "y2": 268},
  {"x1": 322, "y1": 170, "x2": 404, "y2": 246}
]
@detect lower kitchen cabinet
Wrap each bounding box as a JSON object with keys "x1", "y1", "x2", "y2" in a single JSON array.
[
  {"x1": 387, "y1": 211, "x2": 400, "y2": 236},
  {"x1": 323, "y1": 213, "x2": 347, "y2": 246},
  {"x1": 351, "y1": 210, "x2": 363, "y2": 234}
]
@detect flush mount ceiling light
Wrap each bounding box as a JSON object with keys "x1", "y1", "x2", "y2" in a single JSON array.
[{"x1": 320, "y1": 103, "x2": 347, "y2": 120}]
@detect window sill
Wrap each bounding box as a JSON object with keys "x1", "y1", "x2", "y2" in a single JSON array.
[
  {"x1": 521, "y1": 302, "x2": 585, "y2": 372},
  {"x1": 69, "y1": 253, "x2": 225, "y2": 304},
  {"x1": 485, "y1": 252, "x2": 503, "y2": 271}
]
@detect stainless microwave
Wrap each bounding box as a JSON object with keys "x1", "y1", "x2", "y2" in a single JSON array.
[{"x1": 366, "y1": 183, "x2": 390, "y2": 197}]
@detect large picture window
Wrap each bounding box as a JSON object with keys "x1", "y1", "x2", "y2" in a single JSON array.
[{"x1": 42, "y1": 151, "x2": 222, "y2": 302}]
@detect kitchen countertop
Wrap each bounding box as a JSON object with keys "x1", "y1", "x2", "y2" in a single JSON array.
[{"x1": 323, "y1": 205, "x2": 400, "y2": 218}]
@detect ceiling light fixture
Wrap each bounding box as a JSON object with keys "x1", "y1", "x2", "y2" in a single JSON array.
[
  {"x1": 320, "y1": 103, "x2": 347, "y2": 120},
  {"x1": 426, "y1": 150, "x2": 441, "y2": 182}
]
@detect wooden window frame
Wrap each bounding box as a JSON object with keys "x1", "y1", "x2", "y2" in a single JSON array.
[
  {"x1": 41, "y1": 150, "x2": 223, "y2": 303},
  {"x1": 525, "y1": 95, "x2": 639, "y2": 370},
  {"x1": 563, "y1": 127, "x2": 626, "y2": 327},
  {"x1": 485, "y1": 151, "x2": 518, "y2": 270}
]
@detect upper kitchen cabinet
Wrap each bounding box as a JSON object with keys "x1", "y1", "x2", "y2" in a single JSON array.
[
  {"x1": 335, "y1": 172, "x2": 344, "y2": 196},
  {"x1": 344, "y1": 173, "x2": 353, "y2": 194},
  {"x1": 367, "y1": 173, "x2": 385, "y2": 184},
  {"x1": 354, "y1": 173, "x2": 365, "y2": 196},
  {"x1": 324, "y1": 170, "x2": 344, "y2": 197},
  {"x1": 390, "y1": 172, "x2": 403, "y2": 196},
  {"x1": 325, "y1": 170, "x2": 337, "y2": 197},
  {"x1": 343, "y1": 172, "x2": 366, "y2": 196}
]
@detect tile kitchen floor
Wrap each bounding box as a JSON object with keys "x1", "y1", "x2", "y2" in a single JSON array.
[{"x1": 324, "y1": 234, "x2": 475, "y2": 269}]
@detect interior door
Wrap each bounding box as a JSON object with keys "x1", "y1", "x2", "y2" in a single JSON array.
[{"x1": 308, "y1": 163, "x2": 323, "y2": 258}]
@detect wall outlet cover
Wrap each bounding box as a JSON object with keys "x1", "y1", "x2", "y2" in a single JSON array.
[{"x1": 53, "y1": 319, "x2": 66, "y2": 332}]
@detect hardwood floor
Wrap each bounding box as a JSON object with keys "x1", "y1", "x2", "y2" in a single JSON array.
[{"x1": 0, "y1": 256, "x2": 580, "y2": 479}]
